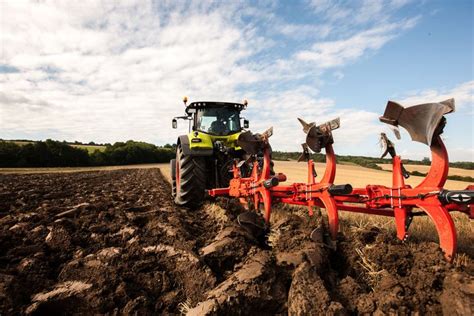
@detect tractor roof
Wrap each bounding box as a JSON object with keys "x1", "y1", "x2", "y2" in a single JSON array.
[{"x1": 186, "y1": 101, "x2": 246, "y2": 114}]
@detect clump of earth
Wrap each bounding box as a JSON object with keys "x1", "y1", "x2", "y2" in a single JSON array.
[{"x1": 0, "y1": 169, "x2": 472, "y2": 314}]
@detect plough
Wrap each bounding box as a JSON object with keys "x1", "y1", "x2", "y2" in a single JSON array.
[{"x1": 208, "y1": 99, "x2": 473, "y2": 261}]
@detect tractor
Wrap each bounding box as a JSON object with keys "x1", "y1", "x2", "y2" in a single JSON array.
[{"x1": 170, "y1": 97, "x2": 251, "y2": 208}]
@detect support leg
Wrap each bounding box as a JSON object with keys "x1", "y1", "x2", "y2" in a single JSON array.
[
  {"x1": 394, "y1": 206, "x2": 408, "y2": 241},
  {"x1": 418, "y1": 204, "x2": 457, "y2": 261},
  {"x1": 320, "y1": 192, "x2": 339, "y2": 240},
  {"x1": 261, "y1": 190, "x2": 272, "y2": 223}
]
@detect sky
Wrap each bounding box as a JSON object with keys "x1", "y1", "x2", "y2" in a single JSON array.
[{"x1": 0, "y1": 0, "x2": 472, "y2": 161}]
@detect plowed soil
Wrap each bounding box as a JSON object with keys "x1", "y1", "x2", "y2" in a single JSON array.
[{"x1": 0, "y1": 168, "x2": 472, "y2": 315}]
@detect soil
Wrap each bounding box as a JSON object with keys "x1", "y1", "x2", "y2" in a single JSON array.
[{"x1": 0, "y1": 168, "x2": 472, "y2": 315}]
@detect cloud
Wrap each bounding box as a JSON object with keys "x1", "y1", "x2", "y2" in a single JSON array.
[
  {"x1": 245, "y1": 87, "x2": 381, "y2": 152},
  {"x1": 0, "y1": 92, "x2": 55, "y2": 109},
  {"x1": 309, "y1": 0, "x2": 414, "y2": 25},
  {"x1": 396, "y1": 80, "x2": 474, "y2": 111},
  {"x1": 277, "y1": 23, "x2": 332, "y2": 40},
  {"x1": 295, "y1": 17, "x2": 419, "y2": 68},
  {"x1": 375, "y1": 80, "x2": 474, "y2": 162},
  {"x1": 0, "y1": 1, "x2": 261, "y2": 144},
  {"x1": 0, "y1": 0, "x2": 424, "y2": 157}
]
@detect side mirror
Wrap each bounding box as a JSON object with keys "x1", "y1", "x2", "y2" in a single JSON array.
[
  {"x1": 172, "y1": 119, "x2": 177, "y2": 129},
  {"x1": 243, "y1": 119, "x2": 249, "y2": 129}
]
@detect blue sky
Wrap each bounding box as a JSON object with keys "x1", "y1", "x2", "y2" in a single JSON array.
[{"x1": 0, "y1": 0, "x2": 472, "y2": 161}]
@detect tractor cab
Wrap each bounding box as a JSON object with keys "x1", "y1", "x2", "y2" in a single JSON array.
[
  {"x1": 194, "y1": 104, "x2": 242, "y2": 136},
  {"x1": 173, "y1": 99, "x2": 249, "y2": 135},
  {"x1": 171, "y1": 98, "x2": 251, "y2": 208}
]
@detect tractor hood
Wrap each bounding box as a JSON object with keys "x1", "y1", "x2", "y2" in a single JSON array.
[{"x1": 188, "y1": 131, "x2": 242, "y2": 151}]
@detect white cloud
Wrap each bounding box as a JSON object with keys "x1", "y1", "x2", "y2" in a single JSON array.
[
  {"x1": 0, "y1": 1, "x2": 260, "y2": 144},
  {"x1": 0, "y1": 0, "x2": 430, "y2": 160},
  {"x1": 245, "y1": 87, "x2": 381, "y2": 152},
  {"x1": 277, "y1": 23, "x2": 332, "y2": 40},
  {"x1": 295, "y1": 17, "x2": 419, "y2": 68},
  {"x1": 309, "y1": 0, "x2": 414, "y2": 25},
  {"x1": 374, "y1": 81, "x2": 474, "y2": 162},
  {"x1": 396, "y1": 80, "x2": 474, "y2": 111}
]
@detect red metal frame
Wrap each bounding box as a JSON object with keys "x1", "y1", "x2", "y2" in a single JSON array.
[{"x1": 208, "y1": 136, "x2": 472, "y2": 261}]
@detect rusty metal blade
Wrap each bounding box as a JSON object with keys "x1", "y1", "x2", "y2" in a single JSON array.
[
  {"x1": 297, "y1": 143, "x2": 310, "y2": 162},
  {"x1": 301, "y1": 117, "x2": 340, "y2": 153},
  {"x1": 306, "y1": 125, "x2": 323, "y2": 153},
  {"x1": 379, "y1": 99, "x2": 455, "y2": 145},
  {"x1": 297, "y1": 118, "x2": 315, "y2": 134},
  {"x1": 238, "y1": 127, "x2": 273, "y2": 155},
  {"x1": 237, "y1": 131, "x2": 263, "y2": 155},
  {"x1": 262, "y1": 127, "x2": 273, "y2": 139}
]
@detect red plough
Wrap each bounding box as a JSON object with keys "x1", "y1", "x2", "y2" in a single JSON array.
[{"x1": 208, "y1": 99, "x2": 473, "y2": 261}]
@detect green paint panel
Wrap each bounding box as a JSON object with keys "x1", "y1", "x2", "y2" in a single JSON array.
[{"x1": 188, "y1": 132, "x2": 241, "y2": 150}]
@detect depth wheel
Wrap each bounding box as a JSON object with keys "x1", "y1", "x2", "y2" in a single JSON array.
[{"x1": 174, "y1": 144, "x2": 207, "y2": 208}]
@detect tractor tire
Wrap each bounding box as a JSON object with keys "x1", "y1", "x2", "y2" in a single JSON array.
[
  {"x1": 174, "y1": 144, "x2": 207, "y2": 208},
  {"x1": 170, "y1": 159, "x2": 177, "y2": 198}
]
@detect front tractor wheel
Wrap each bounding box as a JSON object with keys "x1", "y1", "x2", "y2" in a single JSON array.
[
  {"x1": 174, "y1": 144, "x2": 206, "y2": 208},
  {"x1": 170, "y1": 159, "x2": 177, "y2": 198}
]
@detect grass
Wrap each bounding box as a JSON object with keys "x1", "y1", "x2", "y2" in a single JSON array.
[
  {"x1": 355, "y1": 248, "x2": 387, "y2": 290},
  {"x1": 177, "y1": 299, "x2": 192, "y2": 315},
  {"x1": 271, "y1": 203, "x2": 473, "y2": 263},
  {"x1": 270, "y1": 201, "x2": 473, "y2": 262},
  {"x1": 339, "y1": 211, "x2": 473, "y2": 258},
  {"x1": 70, "y1": 144, "x2": 106, "y2": 153}
]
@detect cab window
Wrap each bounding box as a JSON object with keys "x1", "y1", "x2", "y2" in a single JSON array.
[{"x1": 196, "y1": 108, "x2": 241, "y2": 135}]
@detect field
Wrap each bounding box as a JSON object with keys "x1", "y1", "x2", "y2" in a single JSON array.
[
  {"x1": 0, "y1": 165, "x2": 472, "y2": 314},
  {"x1": 273, "y1": 161, "x2": 472, "y2": 189},
  {"x1": 0, "y1": 163, "x2": 162, "y2": 175},
  {"x1": 4, "y1": 161, "x2": 472, "y2": 189},
  {"x1": 10, "y1": 140, "x2": 106, "y2": 154},
  {"x1": 70, "y1": 144, "x2": 106, "y2": 153},
  {"x1": 378, "y1": 163, "x2": 474, "y2": 178}
]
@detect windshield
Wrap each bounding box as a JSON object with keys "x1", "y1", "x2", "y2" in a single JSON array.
[{"x1": 196, "y1": 107, "x2": 241, "y2": 135}]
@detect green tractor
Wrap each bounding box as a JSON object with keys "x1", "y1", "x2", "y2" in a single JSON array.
[{"x1": 170, "y1": 97, "x2": 251, "y2": 208}]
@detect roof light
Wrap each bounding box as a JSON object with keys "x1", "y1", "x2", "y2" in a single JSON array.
[
  {"x1": 243, "y1": 99, "x2": 248, "y2": 107},
  {"x1": 183, "y1": 96, "x2": 188, "y2": 106}
]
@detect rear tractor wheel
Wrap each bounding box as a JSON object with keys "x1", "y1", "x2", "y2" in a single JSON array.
[{"x1": 174, "y1": 144, "x2": 207, "y2": 208}]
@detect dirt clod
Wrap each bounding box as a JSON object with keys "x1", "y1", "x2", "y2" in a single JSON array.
[{"x1": 0, "y1": 168, "x2": 471, "y2": 314}]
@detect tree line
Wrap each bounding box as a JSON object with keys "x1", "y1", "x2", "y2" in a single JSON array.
[
  {"x1": 1, "y1": 140, "x2": 472, "y2": 171},
  {"x1": 0, "y1": 140, "x2": 174, "y2": 167}
]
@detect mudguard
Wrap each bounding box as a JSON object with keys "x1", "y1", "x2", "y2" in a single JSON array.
[{"x1": 177, "y1": 135, "x2": 213, "y2": 156}]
